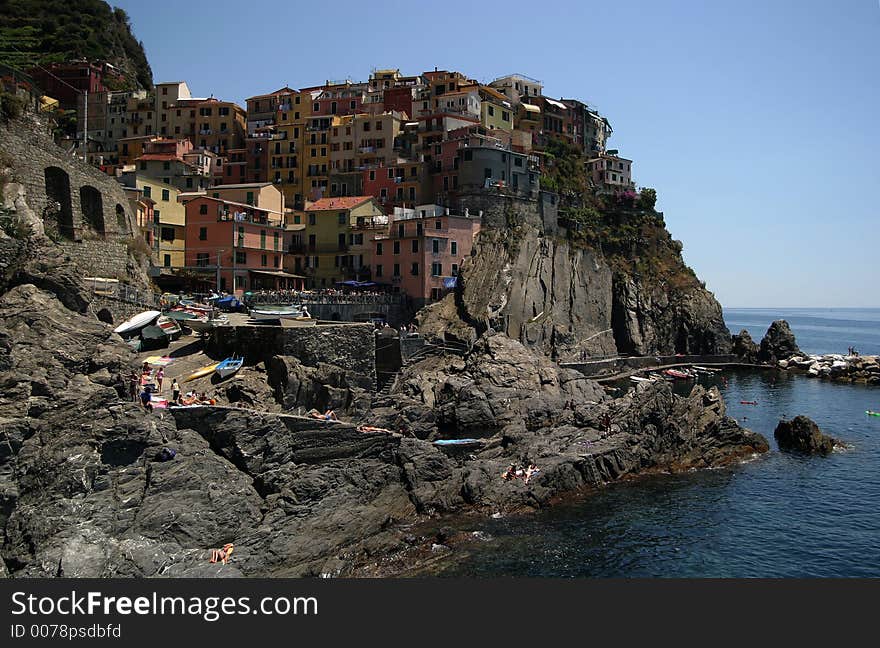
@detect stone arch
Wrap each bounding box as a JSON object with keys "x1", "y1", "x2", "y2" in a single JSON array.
[
  {"x1": 115, "y1": 203, "x2": 128, "y2": 234},
  {"x1": 80, "y1": 185, "x2": 105, "y2": 236},
  {"x1": 44, "y1": 166, "x2": 74, "y2": 238}
]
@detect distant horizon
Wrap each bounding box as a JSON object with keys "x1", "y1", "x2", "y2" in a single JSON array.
[{"x1": 723, "y1": 306, "x2": 880, "y2": 310}]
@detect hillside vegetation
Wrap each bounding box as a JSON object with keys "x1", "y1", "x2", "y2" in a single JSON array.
[
  {"x1": 541, "y1": 137, "x2": 700, "y2": 291},
  {"x1": 0, "y1": 0, "x2": 152, "y2": 90}
]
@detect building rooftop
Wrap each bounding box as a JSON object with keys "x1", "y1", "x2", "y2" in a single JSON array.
[
  {"x1": 211, "y1": 182, "x2": 275, "y2": 189},
  {"x1": 306, "y1": 196, "x2": 376, "y2": 211}
]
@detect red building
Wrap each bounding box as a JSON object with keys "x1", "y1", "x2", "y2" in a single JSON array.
[
  {"x1": 28, "y1": 60, "x2": 123, "y2": 109},
  {"x1": 183, "y1": 195, "x2": 301, "y2": 294}
]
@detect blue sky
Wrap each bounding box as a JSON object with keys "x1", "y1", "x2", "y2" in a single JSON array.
[{"x1": 115, "y1": 0, "x2": 879, "y2": 308}]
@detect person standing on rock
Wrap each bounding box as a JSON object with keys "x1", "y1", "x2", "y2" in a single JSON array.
[
  {"x1": 171, "y1": 378, "x2": 180, "y2": 403},
  {"x1": 128, "y1": 372, "x2": 139, "y2": 402},
  {"x1": 156, "y1": 367, "x2": 165, "y2": 392}
]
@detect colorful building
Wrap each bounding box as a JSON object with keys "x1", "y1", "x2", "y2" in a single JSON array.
[
  {"x1": 372, "y1": 205, "x2": 481, "y2": 305},
  {"x1": 182, "y1": 194, "x2": 293, "y2": 294},
  {"x1": 586, "y1": 151, "x2": 633, "y2": 190},
  {"x1": 286, "y1": 196, "x2": 385, "y2": 289},
  {"x1": 119, "y1": 174, "x2": 186, "y2": 268}
]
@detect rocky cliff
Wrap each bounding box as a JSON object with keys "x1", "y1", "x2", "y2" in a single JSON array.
[{"x1": 420, "y1": 192, "x2": 731, "y2": 360}]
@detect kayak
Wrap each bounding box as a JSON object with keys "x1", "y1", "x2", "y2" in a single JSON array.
[
  {"x1": 184, "y1": 362, "x2": 220, "y2": 382},
  {"x1": 867, "y1": 410, "x2": 880, "y2": 417},
  {"x1": 741, "y1": 401, "x2": 758, "y2": 405},
  {"x1": 663, "y1": 369, "x2": 692, "y2": 379}
]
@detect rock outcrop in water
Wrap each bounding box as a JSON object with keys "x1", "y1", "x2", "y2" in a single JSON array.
[
  {"x1": 758, "y1": 320, "x2": 801, "y2": 363},
  {"x1": 731, "y1": 329, "x2": 760, "y2": 363},
  {"x1": 774, "y1": 416, "x2": 840, "y2": 455}
]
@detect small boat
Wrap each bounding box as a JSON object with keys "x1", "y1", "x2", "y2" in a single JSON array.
[
  {"x1": 188, "y1": 313, "x2": 230, "y2": 334},
  {"x1": 692, "y1": 366, "x2": 720, "y2": 373},
  {"x1": 866, "y1": 410, "x2": 880, "y2": 417},
  {"x1": 184, "y1": 362, "x2": 221, "y2": 382},
  {"x1": 433, "y1": 438, "x2": 483, "y2": 449},
  {"x1": 156, "y1": 315, "x2": 182, "y2": 341},
  {"x1": 250, "y1": 306, "x2": 304, "y2": 321},
  {"x1": 113, "y1": 310, "x2": 161, "y2": 336},
  {"x1": 279, "y1": 316, "x2": 317, "y2": 328},
  {"x1": 740, "y1": 400, "x2": 758, "y2": 405},
  {"x1": 215, "y1": 356, "x2": 243, "y2": 379},
  {"x1": 163, "y1": 309, "x2": 200, "y2": 323},
  {"x1": 663, "y1": 369, "x2": 692, "y2": 380},
  {"x1": 139, "y1": 324, "x2": 169, "y2": 350},
  {"x1": 630, "y1": 376, "x2": 654, "y2": 383}
]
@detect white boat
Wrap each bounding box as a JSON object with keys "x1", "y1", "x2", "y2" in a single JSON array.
[
  {"x1": 249, "y1": 306, "x2": 305, "y2": 321},
  {"x1": 188, "y1": 313, "x2": 230, "y2": 334},
  {"x1": 630, "y1": 375, "x2": 653, "y2": 383},
  {"x1": 156, "y1": 315, "x2": 182, "y2": 340},
  {"x1": 113, "y1": 310, "x2": 161, "y2": 335},
  {"x1": 279, "y1": 316, "x2": 318, "y2": 328}
]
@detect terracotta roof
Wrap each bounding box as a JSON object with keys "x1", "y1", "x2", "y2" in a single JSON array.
[
  {"x1": 138, "y1": 154, "x2": 182, "y2": 161},
  {"x1": 306, "y1": 196, "x2": 374, "y2": 211}
]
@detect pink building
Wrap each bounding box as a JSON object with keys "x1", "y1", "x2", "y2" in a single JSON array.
[
  {"x1": 371, "y1": 205, "x2": 481, "y2": 305},
  {"x1": 183, "y1": 195, "x2": 301, "y2": 294}
]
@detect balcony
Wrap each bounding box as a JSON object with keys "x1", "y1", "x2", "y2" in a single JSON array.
[{"x1": 199, "y1": 129, "x2": 214, "y2": 135}]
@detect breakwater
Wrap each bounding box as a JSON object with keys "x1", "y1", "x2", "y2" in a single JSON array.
[{"x1": 778, "y1": 354, "x2": 880, "y2": 385}]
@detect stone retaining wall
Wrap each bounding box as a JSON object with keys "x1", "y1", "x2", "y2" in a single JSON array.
[{"x1": 207, "y1": 323, "x2": 376, "y2": 383}]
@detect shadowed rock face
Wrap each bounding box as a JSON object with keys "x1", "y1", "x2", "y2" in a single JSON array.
[
  {"x1": 774, "y1": 416, "x2": 839, "y2": 455},
  {"x1": 759, "y1": 320, "x2": 801, "y2": 363},
  {"x1": 732, "y1": 329, "x2": 760, "y2": 363}
]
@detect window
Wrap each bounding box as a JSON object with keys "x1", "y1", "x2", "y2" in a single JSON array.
[
  {"x1": 198, "y1": 226, "x2": 207, "y2": 240},
  {"x1": 338, "y1": 212, "x2": 346, "y2": 224},
  {"x1": 411, "y1": 239, "x2": 419, "y2": 253},
  {"x1": 199, "y1": 203, "x2": 207, "y2": 215},
  {"x1": 451, "y1": 241, "x2": 458, "y2": 255},
  {"x1": 163, "y1": 254, "x2": 171, "y2": 267},
  {"x1": 435, "y1": 220, "x2": 442, "y2": 230},
  {"x1": 139, "y1": 161, "x2": 147, "y2": 171},
  {"x1": 488, "y1": 105, "x2": 494, "y2": 117},
  {"x1": 363, "y1": 122, "x2": 371, "y2": 132},
  {"x1": 393, "y1": 263, "x2": 400, "y2": 277},
  {"x1": 235, "y1": 251, "x2": 246, "y2": 264},
  {"x1": 463, "y1": 150, "x2": 473, "y2": 161},
  {"x1": 410, "y1": 262, "x2": 419, "y2": 276},
  {"x1": 376, "y1": 242, "x2": 383, "y2": 256},
  {"x1": 196, "y1": 253, "x2": 209, "y2": 267},
  {"x1": 502, "y1": 111, "x2": 510, "y2": 122},
  {"x1": 261, "y1": 254, "x2": 267, "y2": 267},
  {"x1": 246, "y1": 191, "x2": 254, "y2": 205},
  {"x1": 163, "y1": 161, "x2": 170, "y2": 170},
  {"x1": 369, "y1": 170, "x2": 375, "y2": 181},
  {"x1": 484, "y1": 168, "x2": 492, "y2": 179},
  {"x1": 161, "y1": 189, "x2": 170, "y2": 201},
  {"x1": 308, "y1": 213, "x2": 316, "y2": 225},
  {"x1": 393, "y1": 241, "x2": 400, "y2": 254},
  {"x1": 452, "y1": 263, "x2": 458, "y2": 276},
  {"x1": 431, "y1": 262, "x2": 442, "y2": 276},
  {"x1": 274, "y1": 255, "x2": 279, "y2": 268},
  {"x1": 160, "y1": 227, "x2": 175, "y2": 241},
  {"x1": 260, "y1": 230, "x2": 266, "y2": 249},
  {"x1": 397, "y1": 223, "x2": 405, "y2": 238},
  {"x1": 376, "y1": 121, "x2": 382, "y2": 130},
  {"x1": 375, "y1": 264, "x2": 383, "y2": 277},
  {"x1": 432, "y1": 239, "x2": 439, "y2": 253},
  {"x1": 142, "y1": 185, "x2": 151, "y2": 198},
  {"x1": 273, "y1": 231, "x2": 280, "y2": 250}
]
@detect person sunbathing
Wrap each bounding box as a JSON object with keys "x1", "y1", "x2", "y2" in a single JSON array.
[
  {"x1": 357, "y1": 424, "x2": 393, "y2": 433},
  {"x1": 209, "y1": 543, "x2": 234, "y2": 565},
  {"x1": 524, "y1": 463, "x2": 541, "y2": 484},
  {"x1": 501, "y1": 464, "x2": 518, "y2": 481},
  {"x1": 308, "y1": 409, "x2": 338, "y2": 421}
]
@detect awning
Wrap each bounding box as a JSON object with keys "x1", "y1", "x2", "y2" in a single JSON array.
[
  {"x1": 248, "y1": 269, "x2": 307, "y2": 279},
  {"x1": 544, "y1": 98, "x2": 567, "y2": 109},
  {"x1": 521, "y1": 103, "x2": 541, "y2": 113}
]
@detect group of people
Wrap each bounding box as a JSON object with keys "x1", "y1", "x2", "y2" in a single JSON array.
[
  {"x1": 848, "y1": 346, "x2": 860, "y2": 357},
  {"x1": 245, "y1": 288, "x2": 404, "y2": 307},
  {"x1": 130, "y1": 361, "x2": 217, "y2": 411},
  {"x1": 502, "y1": 463, "x2": 541, "y2": 484}
]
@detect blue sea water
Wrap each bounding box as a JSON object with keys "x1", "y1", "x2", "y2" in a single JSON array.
[
  {"x1": 724, "y1": 307, "x2": 880, "y2": 356},
  {"x1": 428, "y1": 309, "x2": 880, "y2": 578}
]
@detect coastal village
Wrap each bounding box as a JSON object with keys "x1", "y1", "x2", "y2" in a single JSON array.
[{"x1": 20, "y1": 61, "x2": 633, "y2": 305}]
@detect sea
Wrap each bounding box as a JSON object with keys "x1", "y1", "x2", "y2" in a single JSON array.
[{"x1": 426, "y1": 308, "x2": 880, "y2": 577}]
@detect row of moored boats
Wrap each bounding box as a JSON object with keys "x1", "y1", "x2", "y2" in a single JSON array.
[{"x1": 630, "y1": 365, "x2": 723, "y2": 384}]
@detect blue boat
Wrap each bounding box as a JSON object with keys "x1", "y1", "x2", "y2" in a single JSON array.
[{"x1": 215, "y1": 356, "x2": 243, "y2": 379}]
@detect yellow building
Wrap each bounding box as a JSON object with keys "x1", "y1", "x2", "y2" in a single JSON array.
[
  {"x1": 287, "y1": 196, "x2": 385, "y2": 288},
  {"x1": 272, "y1": 89, "x2": 318, "y2": 209},
  {"x1": 124, "y1": 175, "x2": 186, "y2": 268},
  {"x1": 208, "y1": 182, "x2": 284, "y2": 214},
  {"x1": 479, "y1": 86, "x2": 514, "y2": 132}
]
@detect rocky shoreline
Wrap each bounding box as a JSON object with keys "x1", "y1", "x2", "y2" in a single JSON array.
[{"x1": 777, "y1": 354, "x2": 880, "y2": 385}]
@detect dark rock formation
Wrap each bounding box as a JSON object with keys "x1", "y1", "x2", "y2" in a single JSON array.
[
  {"x1": 732, "y1": 329, "x2": 760, "y2": 363},
  {"x1": 774, "y1": 416, "x2": 840, "y2": 455},
  {"x1": 758, "y1": 320, "x2": 801, "y2": 363}
]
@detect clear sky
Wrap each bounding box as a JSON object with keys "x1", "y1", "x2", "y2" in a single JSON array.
[{"x1": 114, "y1": 0, "x2": 879, "y2": 308}]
